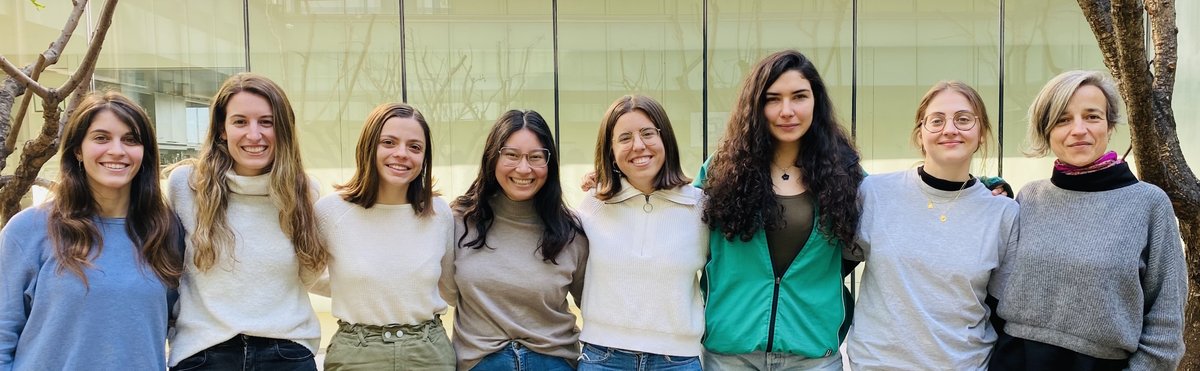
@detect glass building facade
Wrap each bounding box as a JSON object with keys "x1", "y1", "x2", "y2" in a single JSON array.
[{"x1": 4, "y1": 0, "x2": 1199, "y2": 349}]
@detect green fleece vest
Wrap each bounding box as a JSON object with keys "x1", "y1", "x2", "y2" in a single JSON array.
[{"x1": 694, "y1": 159, "x2": 847, "y2": 357}]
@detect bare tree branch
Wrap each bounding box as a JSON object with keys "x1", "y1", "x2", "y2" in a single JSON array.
[
  {"x1": 57, "y1": 0, "x2": 120, "y2": 95},
  {"x1": 1077, "y1": 0, "x2": 1122, "y2": 81},
  {"x1": 0, "y1": 175, "x2": 55, "y2": 190},
  {"x1": 1144, "y1": 0, "x2": 1178, "y2": 97},
  {"x1": 0, "y1": 57, "x2": 50, "y2": 98},
  {"x1": 6, "y1": 56, "x2": 48, "y2": 154},
  {"x1": 42, "y1": 0, "x2": 90, "y2": 66}
]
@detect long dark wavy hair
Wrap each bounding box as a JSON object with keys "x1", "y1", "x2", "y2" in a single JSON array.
[
  {"x1": 701, "y1": 50, "x2": 864, "y2": 252},
  {"x1": 50, "y1": 91, "x2": 183, "y2": 288},
  {"x1": 452, "y1": 110, "x2": 583, "y2": 264}
]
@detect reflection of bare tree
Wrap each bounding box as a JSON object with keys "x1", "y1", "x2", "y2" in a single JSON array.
[{"x1": 407, "y1": 32, "x2": 538, "y2": 124}]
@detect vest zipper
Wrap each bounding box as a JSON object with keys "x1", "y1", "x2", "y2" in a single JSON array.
[{"x1": 766, "y1": 276, "x2": 781, "y2": 352}]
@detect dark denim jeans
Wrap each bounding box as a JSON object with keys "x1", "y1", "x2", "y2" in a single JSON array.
[
  {"x1": 578, "y1": 342, "x2": 701, "y2": 371},
  {"x1": 471, "y1": 341, "x2": 574, "y2": 371},
  {"x1": 171, "y1": 334, "x2": 317, "y2": 371}
]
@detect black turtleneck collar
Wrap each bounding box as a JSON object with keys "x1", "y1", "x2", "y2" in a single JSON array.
[
  {"x1": 1050, "y1": 162, "x2": 1139, "y2": 192},
  {"x1": 918, "y1": 166, "x2": 976, "y2": 191}
]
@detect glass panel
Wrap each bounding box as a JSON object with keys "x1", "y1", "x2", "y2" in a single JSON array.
[
  {"x1": 1174, "y1": 1, "x2": 1200, "y2": 165},
  {"x1": 557, "y1": 0, "x2": 704, "y2": 204},
  {"x1": 404, "y1": 0, "x2": 554, "y2": 200},
  {"x1": 2, "y1": 1, "x2": 98, "y2": 205},
  {"x1": 857, "y1": 0, "x2": 1000, "y2": 176},
  {"x1": 246, "y1": 0, "x2": 403, "y2": 348},
  {"x1": 247, "y1": 0, "x2": 402, "y2": 191},
  {"x1": 707, "y1": 0, "x2": 854, "y2": 161},
  {"x1": 95, "y1": 0, "x2": 246, "y2": 168},
  {"x1": 1002, "y1": 0, "x2": 1107, "y2": 188}
]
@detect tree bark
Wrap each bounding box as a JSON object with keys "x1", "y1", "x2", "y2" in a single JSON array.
[
  {"x1": 0, "y1": 0, "x2": 89, "y2": 171},
  {"x1": 1077, "y1": 1, "x2": 1200, "y2": 369},
  {"x1": 0, "y1": 0, "x2": 120, "y2": 223}
]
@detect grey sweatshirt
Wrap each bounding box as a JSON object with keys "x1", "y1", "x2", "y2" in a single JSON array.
[
  {"x1": 848, "y1": 169, "x2": 1019, "y2": 370},
  {"x1": 998, "y1": 177, "x2": 1188, "y2": 370}
]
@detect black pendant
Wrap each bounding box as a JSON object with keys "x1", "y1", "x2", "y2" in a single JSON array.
[{"x1": 782, "y1": 173, "x2": 790, "y2": 181}]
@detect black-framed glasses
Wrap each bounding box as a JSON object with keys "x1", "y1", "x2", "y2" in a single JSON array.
[
  {"x1": 613, "y1": 127, "x2": 661, "y2": 147},
  {"x1": 921, "y1": 112, "x2": 978, "y2": 133},
  {"x1": 498, "y1": 147, "x2": 550, "y2": 167}
]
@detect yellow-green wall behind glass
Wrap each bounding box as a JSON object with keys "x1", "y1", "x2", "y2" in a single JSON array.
[
  {"x1": 1002, "y1": 0, "x2": 1109, "y2": 189},
  {"x1": 857, "y1": 0, "x2": 999, "y2": 175},
  {"x1": 246, "y1": 1, "x2": 404, "y2": 193},
  {"x1": 706, "y1": 0, "x2": 854, "y2": 160},
  {"x1": 558, "y1": 0, "x2": 704, "y2": 204},
  {"x1": 404, "y1": 0, "x2": 555, "y2": 201}
]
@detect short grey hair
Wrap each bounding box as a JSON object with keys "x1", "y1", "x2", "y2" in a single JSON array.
[{"x1": 1025, "y1": 70, "x2": 1121, "y2": 157}]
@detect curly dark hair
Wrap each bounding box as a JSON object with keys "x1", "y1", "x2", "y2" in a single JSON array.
[
  {"x1": 452, "y1": 109, "x2": 584, "y2": 264},
  {"x1": 701, "y1": 50, "x2": 863, "y2": 253}
]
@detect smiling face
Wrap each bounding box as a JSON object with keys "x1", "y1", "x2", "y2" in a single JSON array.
[
  {"x1": 495, "y1": 128, "x2": 549, "y2": 202},
  {"x1": 78, "y1": 110, "x2": 144, "y2": 199},
  {"x1": 375, "y1": 116, "x2": 426, "y2": 200},
  {"x1": 918, "y1": 90, "x2": 982, "y2": 168},
  {"x1": 610, "y1": 110, "x2": 665, "y2": 193},
  {"x1": 1049, "y1": 84, "x2": 1111, "y2": 167},
  {"x1": 763, "y1": 70, "x2": 815, "y2": 145},
  {"x1": 221, "y1": 92, "x2": 276, "y2": 176}
]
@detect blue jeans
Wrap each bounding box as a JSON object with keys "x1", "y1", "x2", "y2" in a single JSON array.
[
  {"x1": 702, "y1": 349, "x2": 842, "y2": 371},
  {"x1": 578, "y1": 342, "x2": 701, "y2": 371},
  {"x1": 170, "y1": 335, "x2": 317, "y2": 371},
  {"x1": 471, "y1": 341, "x2": 574, "y2": 371}
]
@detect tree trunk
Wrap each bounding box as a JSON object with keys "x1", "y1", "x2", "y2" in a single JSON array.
[{"x1": 1077, "y1": 1, "x2": 1200, "y2": 369}]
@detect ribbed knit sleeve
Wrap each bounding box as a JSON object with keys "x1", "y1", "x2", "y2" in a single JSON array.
[{"x1": 1128, "y1": 192, "x2": 1188, "y2": 370}]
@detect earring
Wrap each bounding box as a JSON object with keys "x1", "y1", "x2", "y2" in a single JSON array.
[{"x1": 613, "y1": 162, "x2": 621, "y2": 174}]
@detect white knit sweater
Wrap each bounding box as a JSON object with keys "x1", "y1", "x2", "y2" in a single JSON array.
[
  {"x1": 310, "y1": 195, "x2": 455, "y2": 326},
  {"x1": 166, "y1": 165, "x2": 322, "y2": 365},
  {"x1": 576, "y1": 180, "x2": 708, "y2": 356}
]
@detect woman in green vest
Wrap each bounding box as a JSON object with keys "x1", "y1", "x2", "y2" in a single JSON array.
[{"x1": 696, "y1": 49, "x2": 862, "y2": 371}]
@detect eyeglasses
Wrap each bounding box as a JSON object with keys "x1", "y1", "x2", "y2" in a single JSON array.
[
  {"x1": 921, "y1": 112, "x2": 978, "y2": 133},
  {"x1": 614, "y1": 127, "x2": 661, "y2": 147},
  {"x1": 498, "y1": 147, "x2": 550, "y2": 168}
]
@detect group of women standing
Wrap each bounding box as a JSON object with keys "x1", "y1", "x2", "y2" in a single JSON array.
[{"x1": 0, "y1": 48, "x2": 1187, "y2": 371}]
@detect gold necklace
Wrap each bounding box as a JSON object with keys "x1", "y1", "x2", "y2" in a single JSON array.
[{"x1": 922, "y1": 180, "x2": 970, "y2": 222}]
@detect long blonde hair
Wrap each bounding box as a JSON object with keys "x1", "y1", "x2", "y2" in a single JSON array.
[{"x1": 187, "y1": 72, "x2": 328, "y2": 272}]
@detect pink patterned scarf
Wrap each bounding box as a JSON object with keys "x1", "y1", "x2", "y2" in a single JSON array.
[{"x1": 1054, "y1": 151, "x2": 1122, "y2": 175}]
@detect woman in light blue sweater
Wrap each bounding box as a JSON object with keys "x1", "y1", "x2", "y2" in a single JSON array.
[{"x1": 0, "y1": 92, "x2": 183, "y2": 371}]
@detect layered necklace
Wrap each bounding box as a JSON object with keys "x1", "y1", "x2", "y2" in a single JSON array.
[
  {"x1": 923, "y1": 181, "x2": 969, "y2": 222},
  {"x1": 917, "y1": 167, "x2": 972, "y2": 223}
]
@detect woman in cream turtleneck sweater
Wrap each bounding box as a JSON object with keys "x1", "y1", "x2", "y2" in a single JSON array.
[
  {"x1": 445, "y1": 110, "x2": 588, "y2": 371},
  {"x1": 167, "y1": 73, "x2": 328, "y2": 371}
]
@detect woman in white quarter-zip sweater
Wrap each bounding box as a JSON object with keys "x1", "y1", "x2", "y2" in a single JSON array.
[{"x1": 576, "y1": 95, "x2": 707, "y2": 371}]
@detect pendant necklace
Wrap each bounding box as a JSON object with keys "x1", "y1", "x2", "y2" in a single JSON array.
[
  {"x1": 772, "y1": 162, "x2": 797, "y2": 181},
  {"x1": 922, "y1": 179, "x2": 970, "y2": 222}
]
